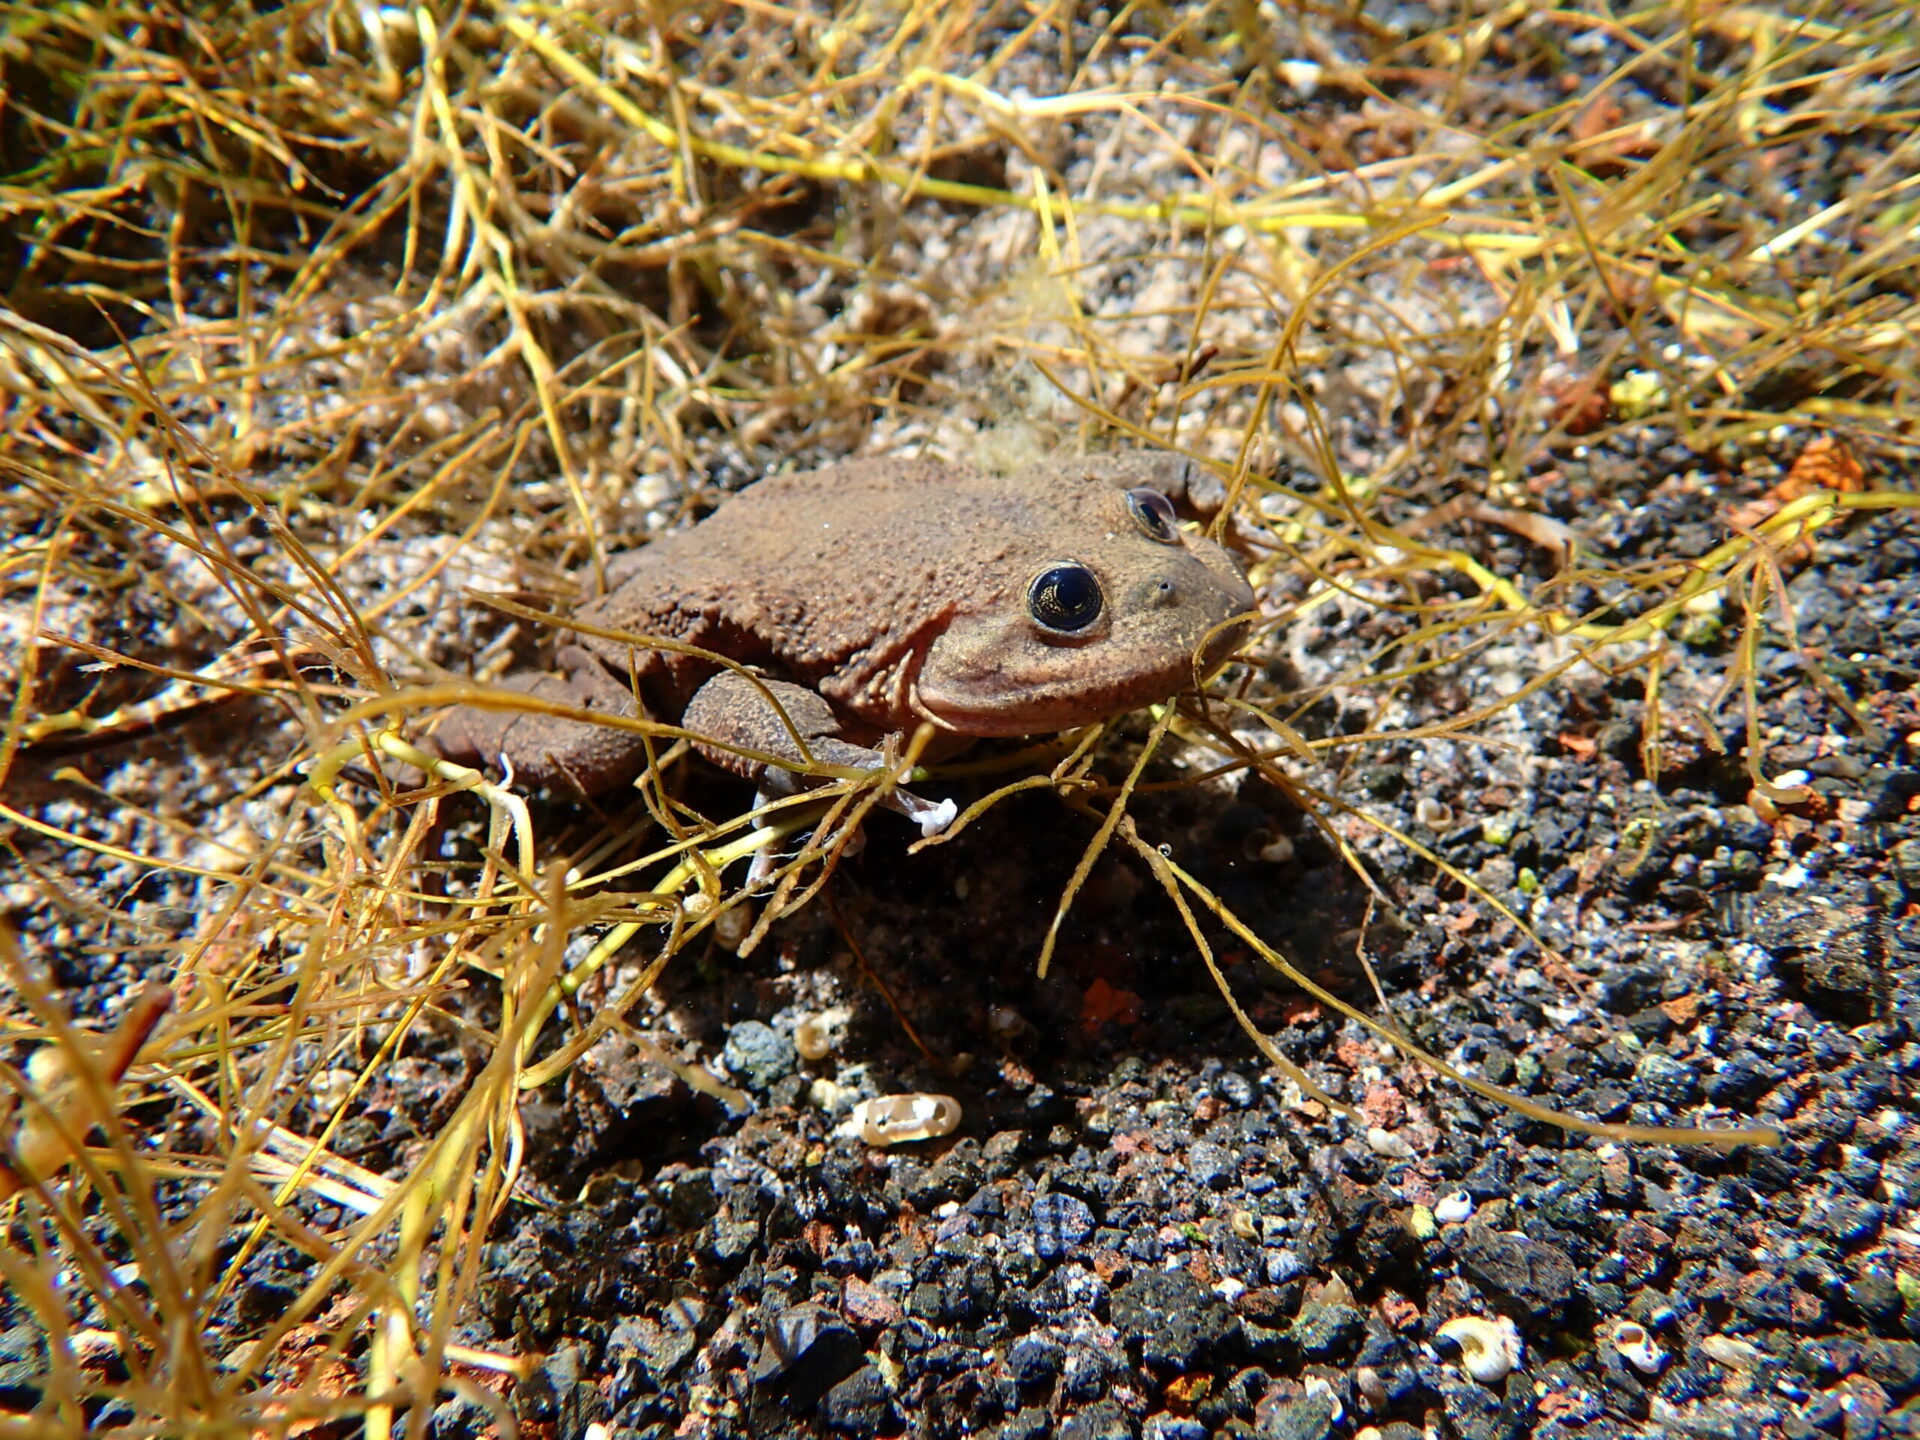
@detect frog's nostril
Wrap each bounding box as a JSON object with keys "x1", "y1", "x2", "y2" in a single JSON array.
[{"x1": 1147, "y1": 576, "x2": 1178, "y2": 606}]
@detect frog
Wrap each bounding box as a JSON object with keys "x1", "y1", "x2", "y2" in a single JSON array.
[{"x1": 430, "y1": 452, "x2": 1255, "y2": 833}]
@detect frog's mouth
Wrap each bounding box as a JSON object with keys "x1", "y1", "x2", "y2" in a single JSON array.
[{"x1": 909, "y1": 608, "x2": 1252, "y2": 738}]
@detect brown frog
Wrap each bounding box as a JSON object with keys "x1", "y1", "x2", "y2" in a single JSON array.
[{"x1": 432, "y1": 453, "x2": 1254, "y2": 832}]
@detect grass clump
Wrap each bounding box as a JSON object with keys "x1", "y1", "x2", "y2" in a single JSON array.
[{"x1": 1, "y1": 1, "x2": 1915, "y2": 1433}]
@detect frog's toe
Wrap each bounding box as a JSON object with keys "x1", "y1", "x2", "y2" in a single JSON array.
[{"x1": 889, "y1": 789, "x2": 958, "y2": 838}]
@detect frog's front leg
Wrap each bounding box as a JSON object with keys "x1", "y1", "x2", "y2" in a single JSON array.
[
  {"x1": 682, "y1": 673, "x2": 957, "y2": 838},
  {"x1": 430, "y1": 644, "x2": 652, "y2": 797}
]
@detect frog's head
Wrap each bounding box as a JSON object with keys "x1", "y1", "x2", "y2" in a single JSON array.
[{"x1": 909, "y1": 470, "x2": 1255, "y2": 737}]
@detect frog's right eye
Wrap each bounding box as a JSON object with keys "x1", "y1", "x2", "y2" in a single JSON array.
[
  {"x1": 1126, "y1": 487, "x2": 1180, "y2": 544},
  {"x1": 1028, "y1": 564, "x2": 1104, "y2": 633}
]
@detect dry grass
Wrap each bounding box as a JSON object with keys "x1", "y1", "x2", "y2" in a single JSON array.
[{"x1": 2, "y1": 1, "x2": 1917, "y2": 1433}]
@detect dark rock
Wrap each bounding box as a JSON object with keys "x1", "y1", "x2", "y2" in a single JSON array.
[
  {"x1": 819, "y1": 1365, "x2": 898, "y2": 1436},
  {"x1": 609, "y1": 1313, "x2": 699, "y2": 1383},
  {"x1": 1455, "y1": 1228, "x2": 1578, "y2": 1321},
  {"x1": 993, "y1": 1407, "x2": 1054, "y2": 1440},
  {"x1": 431, "y1": 1391, "x2": 497, "y2": 1439},
  {"x1": 517, "y1": 1343, "x2": 606, "y2": 1435},
  {"x1": 1435, "y1": 1367, "x2": 1534, "y2": 1440},
  {"x1": 1111, "y1": 1269, "x2": 1237, "y2": 1369},
  {"x1": 1808, "y1": 1195, "x2": 1885, "y2": 1246},
  {"x1": 1190, "y1": 1140, "x2": 1237, "y2": 1190},
  {"x1": 1601, "y1": 966, "x2": 1667, "y2": 1014},
  {"x1": 1735, "y1": 1276, "x2": 1799, "y2": 1328},
  {"x1": 236, "y1": 1276, "x2": 301, "y2": 1327},
  {"x1": 1635, "y1": 1050, "x2": 1702, "y2": 1107},
  {"x1": 749, "y1": 1304, "x2": 863, "y2": 1405},
  {"x1": 708, "y1": 1208, "x2": 760, "y2": 1263},
  {"x1": 1798, "y1": 1389, "x2": 1846, "y2": 1434},
  {"x1": 1061, "y1": 1341, "x2": 1112, "y2": 1401},
  {"x1": 1265, "y1": 1247, "x2": 1306, "y2": 1284},
  {"x1": 1215, "y1": 1071, "x2": 1256, "y2": 1108},
  {"x1": 0, "y1": 1324, "x2": 48, "y2": 1412},
  {"x1": 1868, "y1": 1341, "x2": 1920, "y2": 1401},
  {"x1": 911, "y1": 1144, "x2": 986, "y2": 1209},
  {"x1": 1286, "y1": 1301, "x2": 1366, "y2": 1360},
  {"x1": 906, "y1": 1280, "x2": 945, "y2": 1323},
  {"x1": 1851, "y1": 1265, "x2": 1906, "y2": 1329},
  {"x1": 1706, "y1": 1054, "x2": 1780, "y2": 1104},
  {"x1": 661, "y1": 1167, "x2": 720, "y2": 1228},
  {"x1": 1008, "y1": 1334, "x2": 1064, "y2": 1388},
  {"x1": 1461, "y1": 1151, "x2": 1513, "y2": 1200},
  {"x1": 1436, "y1": 1371, "x2": 1505, "y2": 1440},
  {"x1": 569, "y1": 1033, "x2": 690, "y2": 1153},
  {"x1": 1032, "y1": 1192, "x2": 1097, "y2": 1259},
  {"x1": 1061, "y1": 1400, "x2": 1137, "y2": 1440}
]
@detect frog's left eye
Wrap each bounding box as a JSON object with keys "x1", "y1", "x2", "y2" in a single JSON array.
[
  {"x1": 1127, "y1": 487, "x2": 1180, "y2": 544},
  {"x1": 1028, "y1": 564, "x2": 1104, "y2": 633}
]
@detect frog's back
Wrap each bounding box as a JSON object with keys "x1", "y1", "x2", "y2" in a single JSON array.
[{"x1": 580, "y1": 458, "x2": 1051, "y2": 681}]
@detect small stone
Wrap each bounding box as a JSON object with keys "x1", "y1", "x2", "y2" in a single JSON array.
[
  {"x1": 1257, "y1": 1388, "x2": 1339, "y2": 1440},
  {"x1": 722, "y1": 1021, "x2": 796, "y2": 1090},
  {"x1": 1454, "y1": 1229, "x2": 1578, "y2": 1321},
  {"x1": 1032, "y1": 1192, "x2": 1096, "y2": 1259},
  {"x1": 748, "y1": 1304, "x2": 862, "y2": 1405},
  {"x1": 1009, "y1": 1334, "x2": 1064, "y2": 1388},
  {"x1": 1633, "y1": 1050, "x2": 1701, "y2": 1107},
  {"x1": 1705, "y1": 1054, "x2": 1778, "y2": 1105},
  {"x1": 997, "y1": 1408, "x2": 1053, "y2": 1440},
  {"x1": 1865, "y1": 1339, "x2": 1920, "y2": 1400},
  {"x1": 617, "y1": 1316, "x2": 697, "y2": 1381},
  {"x1": 818, "y1": 1365, "x2": 898, "y2": 1437},
  {"x1": 1189, "y1": 1140, "x2": 1237, "y2": 1190},
  {"x1": 1215, "y1": 1071, "x2": 1256, "y2": 1108},
  {"x1": 841, "y1": 1274, "x2": 902, "y2": 1330},
  {"x1": 1266, "y1": 1247, "x2": 1306, "y2": 1284},
  {"x1": 1286, "y1": 1300, "x2": 1366, "y2": 1360},
  {"x1": 1061, "y1": 1400, "x2": 1137, "y2": 1440},
  {"x1": 1111, "y1": 1270, "x2": 1238, "y2": 1369}
]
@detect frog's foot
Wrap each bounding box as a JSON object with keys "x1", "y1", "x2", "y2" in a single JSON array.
[
  {"x1": 429, "y1": 646, "x2": 649, "y2": 798},
  {"x1": 685, "y1": 672, "x2": 956, "y2": 836},
  {"x1": 894, "y1": 791, "x2": 958, "y2": 838}
]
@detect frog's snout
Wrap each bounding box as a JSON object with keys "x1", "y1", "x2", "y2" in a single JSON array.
[
  {"x1": 1129, "y1": 562, "x2": 1248, "y2": 612},
  {"x1": 1197, "y1": 609, "x2": 1253, "y2": 679}
]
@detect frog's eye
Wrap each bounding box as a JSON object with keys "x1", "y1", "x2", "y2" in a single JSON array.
[
  {"x1": 1028, "y1": 564, "x2": 1104, "y2": 633},
  {"x1": 1126, "y1": 487, "x2": 1180, "y2": 544}
]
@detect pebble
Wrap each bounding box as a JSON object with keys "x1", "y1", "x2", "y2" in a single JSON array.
[
  {"x1": 1189, "y1": 1139, "x2": 1237, "y2": 1190},
  {"x1": 721, "y1": 1020, "x2": 795, "y2": 1090},
  {"x1": 1110, "y1": 1270, "x2": 1238, "y2": 1369},
  {"x1": 747, "y1": 1304, "x2": 862, "y2": 1404},
  {"x1": 1453, "y1": 1229, "x2": 1578, "y2": 1320},
  {"x1": 1031, "y1": 1192, "x2": 1096, "y2": 1259},
  {"x1": 818, "y1": 1365, "x2": 898, "y2": 1437},
  {"x1": 1286, "y1": 1300, "x2": 1366, "y2": 1360},
  {"x1": 1257, "y1": 1387, "x2": 1339, "y2": 1440}
]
